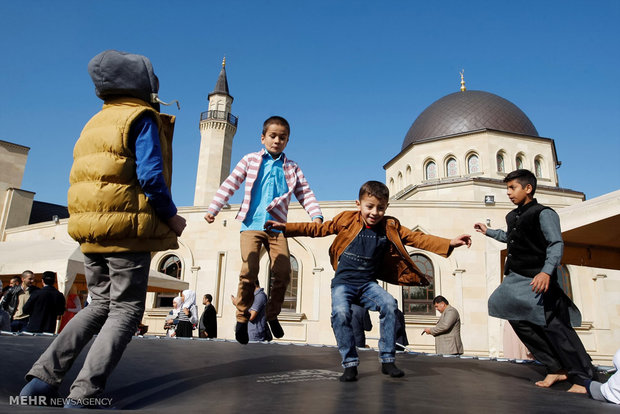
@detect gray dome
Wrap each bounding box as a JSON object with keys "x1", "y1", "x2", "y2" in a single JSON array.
[{"x1": 402, "y1": 90, "x2": 539, "y2": 150}]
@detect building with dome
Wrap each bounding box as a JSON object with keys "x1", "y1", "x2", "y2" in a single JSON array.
[{"x1": 1, "y1": 65, "x2": 619, "y2": 365}]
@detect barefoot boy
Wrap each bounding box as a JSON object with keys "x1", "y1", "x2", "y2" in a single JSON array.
[
  {"x1": 205, "y1": 116, "x2": 322, "y2": 344},
  {"x1": 267, "y1": 181, "x2": 471, "y2": 381},
  {"x1": 474, "y1": 169, "x2": 594, "y2": 393}
]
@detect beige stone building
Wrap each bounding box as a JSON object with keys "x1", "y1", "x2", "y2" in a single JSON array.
[{"x1": 1, "y1": 67, "x2": 618, "y2": 365}]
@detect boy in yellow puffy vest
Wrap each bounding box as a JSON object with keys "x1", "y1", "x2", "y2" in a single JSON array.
[{"x1": 20, "y1": 50, "x2": 186, "y2": 408}]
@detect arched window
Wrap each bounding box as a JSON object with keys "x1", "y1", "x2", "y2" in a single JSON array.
[
  {"x1": 467, "y1": 154, "x2": 480, "y2": 174},
  {"x1": 516, "y1": 155, "x2": 524, "y2": 170},
  {"x1": 496, "y1": 153, "x2": 505, "y2": 172},
  {"x1": 406, "y1": 165, "x2": 412, "y2": 185},
  {"x1": 535, "y1": 158, "x2": 543, "y2": 177},
  {"x1": 269, "y1": 255, "x2": 299, "y2": 311},
  {"x1": 402, "y1": 254, "x2": 435, "y2": 315},
  {"x1": 425, "y1": 161, "x2": 437, "y2": 180},
  {"x1": 389, "y1": 178, "x2": 394, "y2": 194},
  {"x1": 446, "y1": 158, "x2": 458, "y2": 177},
  {"x1": 397, "y1": 172, "x2": 403, "y2": 190},
  {"x1": 158, "y1": 254, "x2": 182, "y2": 279}
]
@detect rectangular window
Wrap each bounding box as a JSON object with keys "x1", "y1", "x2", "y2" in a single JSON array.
[{"x1": 215, "y1": 252, "x2": 226, "y2": 315}]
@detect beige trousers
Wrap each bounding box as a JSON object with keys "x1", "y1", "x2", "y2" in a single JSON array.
[{"x1": 236, "y1": 230, "x2": 291, "y2": 323}]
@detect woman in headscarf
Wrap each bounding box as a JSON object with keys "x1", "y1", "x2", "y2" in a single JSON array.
[
  {"x1": 175, "y1": 290, "x2": 198, "y2": 338},
  {"x1": 165, "y1": 296, "x2": 182, "y2": 337}
]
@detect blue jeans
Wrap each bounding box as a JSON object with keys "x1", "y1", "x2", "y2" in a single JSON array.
[{"x1": 331, "y1": 282, "x2": 397, "y2": 367}]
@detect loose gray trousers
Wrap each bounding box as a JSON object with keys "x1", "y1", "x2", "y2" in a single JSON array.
[{"x1": 26, "y1": 252, "x2": 150, "y2": 399}]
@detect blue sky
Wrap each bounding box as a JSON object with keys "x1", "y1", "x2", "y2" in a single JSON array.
[{"x1": 1, "y1": 1, "x2": 619, "y2": 207}]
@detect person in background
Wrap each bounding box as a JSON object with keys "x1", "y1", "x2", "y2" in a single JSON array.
[
  {"x1": 199, "y1": 294, "x2": 217, "y2": 339},
  {"x1": 351, "y1": 304, "x2": 372, "y2": 348},
  {"x1": 165, "y1": 296, "x2": 183, "y2": 337},
  {"x1": 10, "y1": 271, "x2": 39, "y2": 332},
  {"x1": 394, "y1": 307, "x2": 409, "y2": 351},
  {"x1": 231, "y1": 281, "x2": 271, "y2": 341},
  {"x1": 423, "y1": 296, "x2": 463, "y2": 355},
  {"x1": 0, "y1": 280, "x2": 10, "y2": 331},
  {"x1": 0, "y1": 276, "x2": 21, "y2": 306},
  {"x1": 176, "y1": 290, "x2": 198, "y2": 338},
  {"x1": 23, "y1": 271, "x2": 66, "y2": 334}
]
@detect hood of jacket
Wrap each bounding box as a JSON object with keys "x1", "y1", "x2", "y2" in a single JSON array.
[{"x1": 88, "y1": 50, "x2": 159, "y2": 110}]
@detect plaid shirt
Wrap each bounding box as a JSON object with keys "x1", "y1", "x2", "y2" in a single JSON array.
[{"x1": 207, "y1": 149, "x2": 322, "y2": 223}]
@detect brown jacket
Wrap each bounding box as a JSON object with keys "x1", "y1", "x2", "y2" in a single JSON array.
[{"x1": 284, "y1": 210, "x2": 452, "y2": 286}]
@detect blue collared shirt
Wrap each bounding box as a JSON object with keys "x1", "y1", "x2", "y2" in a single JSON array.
[{"x1": 241, "y1": 151, "x2": 288, "y2": 231}]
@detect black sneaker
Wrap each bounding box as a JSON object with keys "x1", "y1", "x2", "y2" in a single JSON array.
[
  {"x1": 381, "y1": 362, "x2": 404, "y2": 378},
  {"x1": 268, "y1": 318, "x2": 284, "y2": 338},
  {"x1": 339, "y1": 366, "x2": 358, "y2": 382},
  {"x1": 235, "y1": 322, "x2": 249, "y2": 344}
]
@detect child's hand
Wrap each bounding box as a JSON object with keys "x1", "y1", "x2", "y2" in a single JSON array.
[
  {"x1": 264, "y1": 220, "x2": 285, "y2": 231},
  {"x1": 473, "y1": 223, "x2": 487, "y2": 234},
  {"x1": 230, "y1": 294, "x2": 239, "y2": 306},
  {"x1": 204, "y1": 212, "x2": 215, "y2": 223},
  {"x1": 530, "y1": 272, "x2": 550, "y2": 293},
  {"x1": 450, "y1": 234, "x2": 472, "y2": 248}
]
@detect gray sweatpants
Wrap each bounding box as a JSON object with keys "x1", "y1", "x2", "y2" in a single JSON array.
[{"x1": 26, "y1": 252, "x2": 150, "y2": 399}]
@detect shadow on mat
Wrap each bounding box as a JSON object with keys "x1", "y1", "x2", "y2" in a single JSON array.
[{"x1": 111, "y1": 354, "x2": 335, "y2": 409}]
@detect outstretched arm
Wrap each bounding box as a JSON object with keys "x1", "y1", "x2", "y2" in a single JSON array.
[
  {"x1": 473, "y1": 222, "x2": 487, "y2": 235},
  {"x1": 475, "y1": 222, "x2": 508, "y2": 243},
  {"x1": 204, "y1": 156, "x2": 249, "y2": 222},
  {"x1": 450, "y1": 234, "x2": 472, "y2": 248}
]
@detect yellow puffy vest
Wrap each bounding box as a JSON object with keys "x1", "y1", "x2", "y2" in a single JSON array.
[{"x1": 67, "y1": 98, "x2": 178, "y2": 253}]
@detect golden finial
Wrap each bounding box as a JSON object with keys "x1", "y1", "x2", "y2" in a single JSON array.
[
  {"x1": 460, "y1": 69, "x2": 466, "y2": 92},
  {"x1": 222, "y1": 56, "x2": 226, "y2": 68}
]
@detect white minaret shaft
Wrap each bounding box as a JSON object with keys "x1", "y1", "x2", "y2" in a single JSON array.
[{"x1": 194, "y1": 58, "x2": 238, "y2": 207}]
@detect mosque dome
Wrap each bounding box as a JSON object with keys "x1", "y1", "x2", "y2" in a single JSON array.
[{"x1": 402, "y1": 90, "x2": 539, "y2": 150}]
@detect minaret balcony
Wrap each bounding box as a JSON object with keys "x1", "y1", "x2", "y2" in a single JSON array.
[{"x1": 200, "y1": 110, "x2": 238, "y2": 127}]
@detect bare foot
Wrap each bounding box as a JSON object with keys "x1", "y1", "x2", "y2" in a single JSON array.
[
  {"x1": 567, "y1": 384, "x2": 587, "y2": 394},
  {"x1": 535, "y1": 372, "x2": 568, "y2": 388}
]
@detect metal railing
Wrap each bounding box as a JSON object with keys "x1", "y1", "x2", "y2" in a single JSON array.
[{"x1": 200, "y1": 110, "x2": 238, "y2": 127}]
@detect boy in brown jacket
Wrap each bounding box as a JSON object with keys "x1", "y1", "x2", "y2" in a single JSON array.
[{"x1": 267, "y1": 181, "x2": 471, "y2": 381}]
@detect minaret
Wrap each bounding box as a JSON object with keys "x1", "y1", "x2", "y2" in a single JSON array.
[{"x1": 194, "y1": 58, "x2": 238, "y2": 206}]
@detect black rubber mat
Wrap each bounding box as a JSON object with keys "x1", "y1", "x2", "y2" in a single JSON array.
[{"x1": 0, "y1": 334, "x2": 614, "y2": 413}]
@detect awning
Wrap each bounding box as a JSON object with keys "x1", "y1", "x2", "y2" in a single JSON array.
[
  {"x1": 558, "y1": 190, "x2": 620, "y2": 270},
  {"x1": 0, "y1": 239, "x2": 188, "y2": 294},
  {"x1": 499, "y1": 190, "x2": 620, "y2": 271}
]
